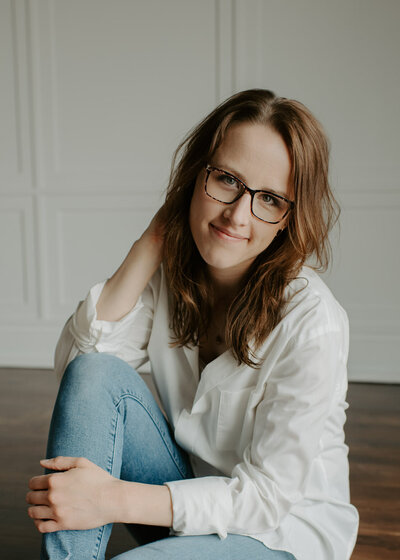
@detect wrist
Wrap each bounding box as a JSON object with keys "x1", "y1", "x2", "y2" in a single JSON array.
[
  {"x1": 101, "y1": 478, "x2": 127, "y2": 524},
  {"x1": 111, "y1": 480, "x2": 173, "y2": 526}
]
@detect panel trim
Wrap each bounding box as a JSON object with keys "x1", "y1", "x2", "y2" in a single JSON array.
[
  {"x1": 0, "y1": 0, "x2": 32, "y2": 189},
  {"x1": 43, "y1": 192, "x2": 163, "y2": 317},
  {"x1": 31, "y1": 0, "x2": 221, "y2": 191},
  {"x1": 0, "y1": 195, "x2": 37, "y2": 317},
  {"x1": 1, "y1": 325, "x2": 398, "y2": 383},
  {"x1": 10, "y1": 0, "x2": 24, "y2": 172}
]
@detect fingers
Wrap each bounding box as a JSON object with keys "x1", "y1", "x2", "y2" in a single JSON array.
[
  {"x1": 29, "y1": 456, "x2": 91, "y2": 491},
  {"x1": 26, "y1": 489, "x2": 49, "y2": 506},
  {"x1": 28, "y1": 504, "x2": 53, "y2": 520},
  {"x1": 27, "y1": 456, "x2": 96, "y2": 534},
  {"x1": 28, "y1": 474, "x2": 52, "y2": 490},
  {"x1": 33, "y1": 518, "x2": 60, "y2": 534},
  {"x1": 40, "y1": 456, "x2": 88, "y2": 471}
]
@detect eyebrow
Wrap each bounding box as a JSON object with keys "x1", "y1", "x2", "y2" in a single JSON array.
[{"x1": 211, "y1": 162, "x2": 289, "y2": 199}]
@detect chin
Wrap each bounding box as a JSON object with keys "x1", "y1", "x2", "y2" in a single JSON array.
[
  {"x1": 204, "y1": 253, "x2": 256, "y2": 275},
  {"x1": 197, "y1": 247, "x2": 236, "y2": 268}
]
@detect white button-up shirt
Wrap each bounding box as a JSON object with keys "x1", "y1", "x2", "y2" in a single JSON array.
[{"x1": 54, "y1": 266, "x2": 359, "y2": 560}]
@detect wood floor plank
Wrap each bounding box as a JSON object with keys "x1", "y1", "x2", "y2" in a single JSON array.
[{"x1": 346, "y1": 382, "x2": 400, "y2": 557}]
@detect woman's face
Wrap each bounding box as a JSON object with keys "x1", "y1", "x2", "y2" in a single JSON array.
[{"x1": 189, "y1": 122, "x2": 293, "y2": 286}]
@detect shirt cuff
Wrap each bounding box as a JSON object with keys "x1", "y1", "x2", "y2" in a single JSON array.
[
  {"x1": 69, "y1": 280, "x2": 145, "y2": 353},
  {"x1": 165, "y1": 476, "x2": 233, "y2": 538}
]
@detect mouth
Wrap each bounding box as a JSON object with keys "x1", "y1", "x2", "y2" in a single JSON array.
[{"x1": 210, "y1": 224, "x2": 248, "y2": 241}]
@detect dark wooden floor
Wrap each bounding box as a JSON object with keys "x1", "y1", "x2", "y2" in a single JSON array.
[
  {"x1": 0, "y1": 368, "x2": 399, "y2": 559},
  {"x1": 345, "y1": 383, "x2": 400, "y2": 559}
]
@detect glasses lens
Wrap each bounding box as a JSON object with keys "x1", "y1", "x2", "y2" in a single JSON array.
[
  {"x1": 253, "y1": 191, "x2": 290, "y2": 222},
  {"x1": 206, "y1": 168, "x2": 290, "y2": 223},
  {"x1": 206, "y1": 168, "x2": 243, "y2": 203}
]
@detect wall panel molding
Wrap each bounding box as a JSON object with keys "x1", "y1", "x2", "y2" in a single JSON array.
[
  {"x1": 32, "y1": 0, "x2": 219, "y2": 192},
  {"x1": 0, "y1": 195, "x2": 37, "y2": 320},
  {"x1": 2, "y1": 1, "x2": 399, "y2": 383},
  {"x1": 43, "y1": 192, "x2": 162, "y2": 319},
  {"x1": 2, "y1": 0, "x2": 229, "y2": 367},
  {"x1": 0, "y1": 0, "x2": 33, "y2": 191},
  {"x1": 232, "y1": 0, "x2": 400, "y2": 383}
]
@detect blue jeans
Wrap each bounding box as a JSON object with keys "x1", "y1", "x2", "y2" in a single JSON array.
[{"x1": 41, "y1": 353, "x2": 296, "y2": 560}]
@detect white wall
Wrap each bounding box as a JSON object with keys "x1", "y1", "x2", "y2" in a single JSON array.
[{"x1": 1, "y1": 0, "x2": 399, "y2": 382}]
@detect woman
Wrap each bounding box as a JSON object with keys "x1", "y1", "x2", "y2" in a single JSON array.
[{"x1": 26, "y1": 89, "x2": 359, "y2": 560}]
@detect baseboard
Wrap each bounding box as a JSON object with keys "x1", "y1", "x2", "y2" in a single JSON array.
[{"x1": 1, "y1": 325, "x2": 399, "y2": 383}]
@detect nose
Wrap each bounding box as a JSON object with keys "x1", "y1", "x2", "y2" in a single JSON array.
[{"x1": 222, "y1": 191, "x2": 252, "y2": 226}]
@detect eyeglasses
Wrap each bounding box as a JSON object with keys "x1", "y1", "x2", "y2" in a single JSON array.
[{"x1": 204, "y1": 165, "x2": 294, "y2": 224}]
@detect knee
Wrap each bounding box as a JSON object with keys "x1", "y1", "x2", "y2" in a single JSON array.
[
  {"x1": 62, "y1": 352, "x2": 126, "y2": 393},
  {"x1": 62, "y1": 352, "x2": 143, "y2": 399},
  {"x1": 67, "y1": 352, "x2": 123, "y2": 370}
]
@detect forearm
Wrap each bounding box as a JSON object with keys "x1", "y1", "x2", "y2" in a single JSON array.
[
  {"x1": 96, "y1": 236, "x2": 162, "y2": 322},
  {"x1": 109, "y1": 480, "x2": 173, "y2": 527}
]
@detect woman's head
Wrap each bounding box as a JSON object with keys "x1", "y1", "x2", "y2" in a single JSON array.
[
  {"x1": 162, "y1": 89, "x2": 339, "y2": 366},
  {"x1": 188, "y1": 121, "x2": 293, "y2": 288},
  {"x1": 164, "y1": 88, "x2": 337, "y2": 275}
]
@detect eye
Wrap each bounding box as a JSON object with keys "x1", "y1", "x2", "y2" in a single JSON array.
[
  {"x1": 260, "y1": 193, "x2": 277, "y2": 206},
  {"x1": 258, "y1": 192, "x2": 286, "y2": 210},
  {"x1": 218, "y1": 172, "x2": 240, "y2": 189}
]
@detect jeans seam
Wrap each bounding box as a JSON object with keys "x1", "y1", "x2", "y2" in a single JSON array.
[
  {"x1": 107, "y1": 405, "x2": 120, "y2": 476},
  {"x1": 91, "y1": 524, "x2": 106, "y2": 560},
  {"x1": 90, "y1": 406, "x2": 119, "y2": 559},
  {"x1": 114, "y1": 392, "x2": 188, "y2": 479},
  {"x1": 90, "y1": 410, "x2": 121, "y2": 559}
]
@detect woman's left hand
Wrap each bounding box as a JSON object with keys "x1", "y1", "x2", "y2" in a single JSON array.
[{"x1": 26, "y1": 456, "x2": 121, "y2": 533}]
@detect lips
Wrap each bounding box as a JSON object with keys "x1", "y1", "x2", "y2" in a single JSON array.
[{"x1": 210, "y1": 224, "x2": 248, "y2": 241}]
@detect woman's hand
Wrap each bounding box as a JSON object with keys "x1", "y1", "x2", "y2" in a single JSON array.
[{"x1": 26, "y1": 456, "x2": 121, "y2": 533}]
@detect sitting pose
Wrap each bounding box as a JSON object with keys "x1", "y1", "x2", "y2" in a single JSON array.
[{"x1": 27, "y1": 89, "x2": 359, "y2": 560}]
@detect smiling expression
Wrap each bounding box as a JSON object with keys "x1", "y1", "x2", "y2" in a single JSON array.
[{"x1": 189, "y1": 122, "x2": 293, "y2": 285}]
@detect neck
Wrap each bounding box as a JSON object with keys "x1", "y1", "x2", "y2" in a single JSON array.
[{"x1": 208, "y1": 268, "x2": 243, "y2": 304}]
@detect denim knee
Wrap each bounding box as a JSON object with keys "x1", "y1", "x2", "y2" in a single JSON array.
[
  {"x1": 61, "y1": 352, "x2": 147, "y2": 404},
  {"x1": 64, "y1": 351, "x2": 115, "y2": 383},
  {"x1": 66, "y1": 351, "x2": 129, "y2": 372}
]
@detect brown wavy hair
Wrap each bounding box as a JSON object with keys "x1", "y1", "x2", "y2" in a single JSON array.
[{"x1": 162, "y1": 89, "x2": 339, "y2": 367}]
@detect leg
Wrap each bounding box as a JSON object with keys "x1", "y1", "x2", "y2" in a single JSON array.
[
  {"x1": 110, "y1": 534, "x2": 297, "y2": 560},
  {"x1": 41, "y1": 353, "x2": 193, "y2": 560}
]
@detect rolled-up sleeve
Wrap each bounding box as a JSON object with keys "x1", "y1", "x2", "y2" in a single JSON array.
[
  {"x1": 166, "y1": 328, "x2": 347, "y2": 538},
  {"x1": 54, "y1": 279, "x2": 154, "y2": 381}
]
